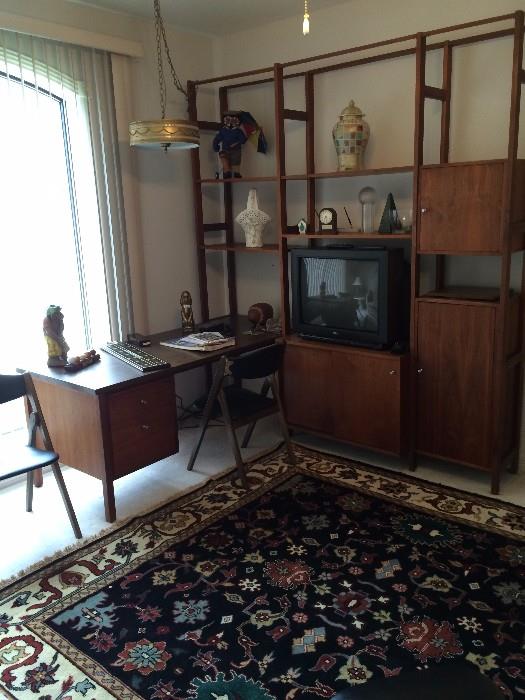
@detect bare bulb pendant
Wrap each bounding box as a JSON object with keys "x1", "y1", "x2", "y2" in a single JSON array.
[{"x1": 303, "y1": 0, "x2": 310, "y2": 35}]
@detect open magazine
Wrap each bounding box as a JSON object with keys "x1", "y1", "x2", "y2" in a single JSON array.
[{"x1": 160, "y1": 332, "x2": 235, "y2": 352}]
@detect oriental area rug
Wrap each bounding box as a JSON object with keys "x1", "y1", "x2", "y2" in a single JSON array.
[{"x1": 1, "y1": 446, "x2": 525, "y2": 700}]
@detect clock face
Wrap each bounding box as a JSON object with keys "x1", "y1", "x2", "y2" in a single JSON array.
[{"x1": 319, "y1": 208, "x2": 333, "y2": 225}]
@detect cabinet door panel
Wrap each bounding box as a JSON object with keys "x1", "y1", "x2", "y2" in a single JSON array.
[
  {"x1": 419, "y1": 163, "x2": 504, "y2": 253},
  {"x1": 283, "y1": 345, "x2": 333, "y2": 433},
  {"x1": 332, "y1": 352, "x2": 402, "y2": 454},
  {"x1": 416, "y1": 301, "x2": 495, "y2": 468}
]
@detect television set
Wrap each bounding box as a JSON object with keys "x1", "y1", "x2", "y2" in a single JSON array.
[{"x1": 290, "y1": 247, "x2": 406, "y2": 349}]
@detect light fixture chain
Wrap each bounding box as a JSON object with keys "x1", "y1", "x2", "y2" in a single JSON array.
[
  {"x1": 154, "y1": 0, "x2": 188, "y2": 110},
  {"x1": 154, "y1": 0, "x2": 167, "y2": 118},
  {"x1": 158, "y1": 10, "x2": 188, "y2": 99}
]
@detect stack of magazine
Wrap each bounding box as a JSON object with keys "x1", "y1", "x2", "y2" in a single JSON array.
[{"x1": 160, "y1": 332, "x2": 235, "y2": 352}]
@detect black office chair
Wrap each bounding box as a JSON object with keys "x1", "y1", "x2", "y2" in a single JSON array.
[
  {"x1": 187, "y1": 343, "x2": 295, "y2": 486},
  {"x1": 0, "y1": 372, "x2": 82, "y2": 538}
]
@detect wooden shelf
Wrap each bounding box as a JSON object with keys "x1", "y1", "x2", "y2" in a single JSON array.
[
  {"x1": 202, "y1": 243, "x2": 279, "y2": 253},
  {"x1": 283, "y1": 231, "x2": 412, "y2": 240},
  {"x1": 282, "y1": 165, "x2": 413, "y2": 180},
  {"x1": 199, "y1": 167, "x2": 412, "y2": 184},
  {"x1": 198, "y1": 176, "x2": 277, "y2": 184},
  {"x1": 418, "y1": 286, "x2": 502, "y2": 305}
]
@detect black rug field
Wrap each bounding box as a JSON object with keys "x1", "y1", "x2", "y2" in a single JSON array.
[{"x1": 1, "y1": 446, "x2": 524, "y2": 699}]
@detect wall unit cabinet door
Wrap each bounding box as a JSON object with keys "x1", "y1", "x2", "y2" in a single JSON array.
[
  {"x1": 416, "y1": 301, "x2": 495, "y2": 469},
  {"x1": 283, "y1": 344, "x2": 333, "y2": 434},
  {"x1": 283, "y1": 340, "x2": 405, "y2": 455},
  {"x1": 419, "y1": 162, "x2": 504, "y2": 254},
  {"x1": 332, "y1": 351, "x2": 404, "y2": 454}
]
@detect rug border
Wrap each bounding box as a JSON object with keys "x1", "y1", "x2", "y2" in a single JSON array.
[
  {"x1": 296, "y1": 442, "x2": 525, "y2": 517},
  {"x1": 2, "y1": 441, "x2": 523, "y2": 597},
  {"x1": 0, "y1": 444, "x2": 281, "y2": 595}
]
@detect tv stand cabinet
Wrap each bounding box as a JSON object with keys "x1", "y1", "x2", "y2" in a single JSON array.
[{"x1": 283, "y1": 336, "x2": 408, "y2": 457}]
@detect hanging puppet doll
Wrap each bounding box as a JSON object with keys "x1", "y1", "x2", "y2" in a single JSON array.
[{"x1": 213, "y1": 111, "x2": 267, "y2": 179}]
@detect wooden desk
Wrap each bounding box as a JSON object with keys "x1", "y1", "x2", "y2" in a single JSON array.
[{"x1": 29, "y1": 318, "x2": 276, "y2": 522}]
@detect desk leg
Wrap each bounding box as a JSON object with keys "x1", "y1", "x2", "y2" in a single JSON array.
[
  {"x1": 34, "y1": 468, "x2": 43, "y2": 488},
  {"x1": 102, "y1": 476, "x2": 116, "y2": 523}
]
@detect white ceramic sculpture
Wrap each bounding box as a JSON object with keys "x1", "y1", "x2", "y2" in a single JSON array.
[{"x1": 235, "y1": 189, "x2": 271, "y2": 248}]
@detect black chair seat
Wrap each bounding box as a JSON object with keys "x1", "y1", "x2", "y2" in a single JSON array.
[
  {"x1": 0, "y1": 443, "x2": 59, "y2": 481},
  {"x1": 333, "y1": 663, "x2": 504, "y2": 700},
  {"x1": 223, "y1": 385, "x2": 276, "y2": 422}
]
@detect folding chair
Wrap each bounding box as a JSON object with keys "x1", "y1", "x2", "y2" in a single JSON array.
[
  {"x1": 187, "y1": 343, "x2": 295, "y2": 486},
  {"x1": 0, "y1": 372, "x2": 82, "y2": 538}
]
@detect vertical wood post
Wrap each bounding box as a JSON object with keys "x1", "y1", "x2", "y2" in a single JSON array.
[
  {"x1": 274, "y1": 63, "x2": 290, "y2": 334},
  {"x1": 435, "y1": 41, "x2": 453, "y2": 290},
  {"x1": 219, "y1": 87, "x2": 238, "y2": 318},
  {"x1": 187, "y1": 80, "x2": 209, "y2": 322},
  {"x1": 408, "y1": 33, "x2": 426, "y2": 470},
  {"x1": 305, "y1": 72, "x2": 316, "y2": 233}
]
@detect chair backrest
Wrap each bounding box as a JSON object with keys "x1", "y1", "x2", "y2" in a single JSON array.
[
  {"x1": 0, "y1": 373, "x2": 27, "y2": 405},
  {"x1": 229, "y1": 343, "x2": 284, "y2": 380}
]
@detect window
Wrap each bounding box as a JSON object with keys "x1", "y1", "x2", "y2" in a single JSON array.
[
  {"x1": 0, "y1": 61, "x2": 110, "y2": 373},
  {"x1": 0, "y1": 32, "x2": 128, "y2": 435}
]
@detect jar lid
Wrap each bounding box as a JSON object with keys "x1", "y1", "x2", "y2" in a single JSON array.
[{"x1": 340, "y1": 100, "x2": 365, "y2": 117}]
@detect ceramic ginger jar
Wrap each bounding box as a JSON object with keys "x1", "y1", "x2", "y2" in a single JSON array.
[
  {"x1": 235, "y1": 189, "x2": 271, "y2": 247},
  {"x1": 332, "y1": 100, "x2": 370, "y2": 171}
]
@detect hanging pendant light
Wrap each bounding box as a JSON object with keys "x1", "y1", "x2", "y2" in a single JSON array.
[
  {"x1": 302, "y1": 0, "x2": 310, "y2": 35},
  {"x1": 129, "y1": 0, "x2": 199, "y2": 151}
]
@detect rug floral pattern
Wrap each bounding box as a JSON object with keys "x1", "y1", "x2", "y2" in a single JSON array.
[{"x1": 1, "y1": 446, "x2": 524, "y2": 699}]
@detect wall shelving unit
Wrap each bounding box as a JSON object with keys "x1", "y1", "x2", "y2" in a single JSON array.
[{"x1": 188, "y1": 10, "x2": 525, "y2": 494}]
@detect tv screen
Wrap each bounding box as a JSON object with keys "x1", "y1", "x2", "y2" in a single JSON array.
[
  {"x1": 291, "y1": 247, "x2": 405, "y2": 349},
  {"x1": 298, "y1": 256, "x2": 380, "y2": 333}
]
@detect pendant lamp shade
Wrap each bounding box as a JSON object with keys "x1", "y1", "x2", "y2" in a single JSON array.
[
  {"x1": 129, "y1": 119, "x2": 200, "y2": 150},
  {"x1": 129, "y1": 0, "x2": 199, "y2": 151}
]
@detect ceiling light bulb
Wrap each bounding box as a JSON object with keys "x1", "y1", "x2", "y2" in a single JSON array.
[
  {"x1": 303, "y1": 0, "x2": 310, "y2": 35},
  {"x1": 303, "y1": 12, "x2": 310, "y2": 35}
]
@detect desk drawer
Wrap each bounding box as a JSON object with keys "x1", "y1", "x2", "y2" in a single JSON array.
[{"x1": 107, "y1": 376, "x2": 178, "y2": 478}]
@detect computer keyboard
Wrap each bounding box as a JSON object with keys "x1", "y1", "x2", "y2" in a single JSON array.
[{"x1": 101, "y1": 341, "x2": 171, "y2": 372}]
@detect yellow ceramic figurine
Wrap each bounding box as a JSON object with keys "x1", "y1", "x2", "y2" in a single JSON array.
[{"x1": 43, "y1": 305, "x2": 70, "y2": 367}]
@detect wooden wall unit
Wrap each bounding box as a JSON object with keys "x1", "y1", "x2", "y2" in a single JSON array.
[
  {"x1": 190, "y1": 11, "x2": 525, "y2": 493},
  {"x1": 283, "y1": 338, "x2": 408, "y2": 456}
]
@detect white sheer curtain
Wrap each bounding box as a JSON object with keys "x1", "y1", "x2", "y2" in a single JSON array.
[{"x1": 0, "y1": 29, "x2": 133, "y2": 375}]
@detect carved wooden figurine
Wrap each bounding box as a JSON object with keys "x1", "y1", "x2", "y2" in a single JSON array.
[
  {"x1": 43, "y1": 305, "x2": 69, "y2": 367},
  {"x1": 180, "y1": 290, "x2": 195, "y2": 332}
]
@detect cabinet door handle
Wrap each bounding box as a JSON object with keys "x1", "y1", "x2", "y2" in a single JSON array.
[
  {"x1": 389, "y1": 369, "x2": 397, "y2": 375},
  {"x1": 421, "y1": 207, "x2": 428, "y2": 214},
  {"x1": 140, "y1": 399, "x2": 148, "y2": 406},
  {"x1": 417, "y1": 368, "x2": 423, "y2": 374},
  {"x1": 141, "y1": 424, "x2": 151, "y2": 431}
]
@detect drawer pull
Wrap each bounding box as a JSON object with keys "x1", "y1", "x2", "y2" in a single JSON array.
[
  {"x1": 140, "y1": 399, "x2": 148, "y2": 406},
  {"x1": 389, "y1": 370, "x2": 397, "y2": 375},
  {"x1": 417, "y1": 368, "x2": 423, "y2": 374},
  {"x1": 141, "y1": 424, "x2": 151, "y2": 431}
]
